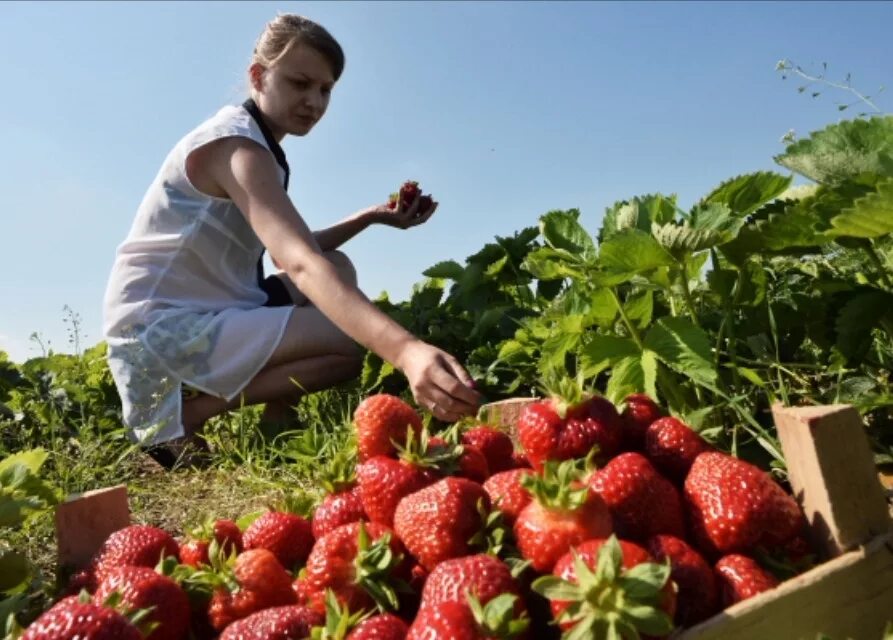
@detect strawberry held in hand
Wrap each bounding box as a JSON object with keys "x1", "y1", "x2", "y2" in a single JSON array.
[{"x1": 386, "y1": 180, "x2": 433, "y2": 215}]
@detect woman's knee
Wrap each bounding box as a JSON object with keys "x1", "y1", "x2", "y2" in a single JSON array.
[{"x1": 324, "y1": 250, "x2": 357, "y2": 286}]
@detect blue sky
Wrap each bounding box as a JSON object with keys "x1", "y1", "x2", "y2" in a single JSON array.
[{"x1": 1, "y1": 1, "x2": 890, "y2": 363}]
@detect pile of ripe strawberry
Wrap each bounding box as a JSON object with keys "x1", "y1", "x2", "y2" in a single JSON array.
[{"x1": 24, "y1": 392, "x2": 814, "y2": 639}]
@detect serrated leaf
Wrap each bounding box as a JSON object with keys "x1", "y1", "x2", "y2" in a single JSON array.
[
  {"x1": 540, "y1": 209, "x2": 597, "y2": 260},
  {"x1": 599, "y1": 230, "x2": 675, "y2": 273},
  {"x1": 827, "y1": 177, "x2": 893, "y2": 238},
  {"x1": 522, "y1": 247, "x2": 587, "y2": 281},
  {"x1": 600, "y1": 195, "x2": 678, "y2": 243},
  {"x1": 652, "y1": 223, "x2": 724, "y2": 255},
  {"x1": 606, "y1": 356, "x2": 646, "y2": 404},
  {"x1": 701, "y1": 172, "x2": 793, "y2": 216},
  {"x1": 0, "y1": 449, "x2": 48, "y2": 477},
  {"x1": 579, "y1": 336, "x2": 640, "y2": 379},
  {"x1": 624, "y1": 291, "x2": 654, "y2": 329},
  {"x1": 422, "y1": 260, "x2": 464, "y2": 280},
  {"x1": 644, "y1": 317, "x2": 717, "y2": 388},
  {"x1": 775, "y1": 115, "x2": 893, "y2": 183}
]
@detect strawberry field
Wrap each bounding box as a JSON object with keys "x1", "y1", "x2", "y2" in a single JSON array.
[{"x1": 2, "y1": 115, "x2": 893, "y2": 639}]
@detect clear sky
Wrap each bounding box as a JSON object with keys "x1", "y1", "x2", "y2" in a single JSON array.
[{"x1": 1, "y1": 1, "x2": 890, "y2": 363}]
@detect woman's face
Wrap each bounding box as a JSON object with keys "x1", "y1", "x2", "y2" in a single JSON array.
[{"x1": 253, "y1": 43, "x2": 335, "y2": 138}]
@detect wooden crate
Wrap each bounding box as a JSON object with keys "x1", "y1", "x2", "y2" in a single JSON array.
[{"x1": 480, "y1": 399, "x2": 893, "y2": 640}]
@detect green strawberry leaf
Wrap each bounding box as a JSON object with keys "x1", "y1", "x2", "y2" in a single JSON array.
[
  {"x1": 700, "y1": 171, "x2": 793, "y2": 216},
  {"x1": 827, "y1": 177, "x2": 893, "y2": 238},
  {"x1": 423, "y1": 260, "x2": 465, "y2": 280},
  {"x1": 774, "y1": 115, "x2": 893, "y2": 184},
  {"x1": 579, "y1": 336, "x2": 640, "y2": 379},
  {"x1": 644, "y1": 317, "x2": 717, "y2": 389},
  {"x1": 0, "y1": 550, "x2": 30, "y2": 593},
  {"x1": 522, "y1": 247, "x2": 588, "y2": 281},
  {"x1": 599, "y1": 230, "x2": 676, "y2": 274},
  {"x1": 540, "y1": 209, "x2": 597, "y2": 261}
]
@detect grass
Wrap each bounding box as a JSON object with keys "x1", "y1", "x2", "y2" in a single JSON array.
[{"x1": 1, "y1": 383, "x2": 363, "y2": 627}]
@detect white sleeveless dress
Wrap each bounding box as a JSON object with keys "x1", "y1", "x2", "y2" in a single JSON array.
[{"x1": 102, "y1": 104, "x2": 294, "y2": 446}]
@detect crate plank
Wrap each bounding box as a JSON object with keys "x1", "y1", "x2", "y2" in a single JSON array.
[
  {"x1": 677, "y1": 532, "x2": 893, "y2": 640},
  {"x1": 55, "y1": 484, "x2": 130, "y2": 570},
  {"x1": 479, "y1": 397, "x2": 537, "y2": 441},
  {"x1": 772, "y1": 403, "x2": 892, "y2": 558}
]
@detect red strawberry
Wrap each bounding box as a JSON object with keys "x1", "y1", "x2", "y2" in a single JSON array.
[
  {"x1": 313, "y1": 485, "x2": 368, "y2": 539},
  {"x1": 483, "y1": 469, "x2": 533, "y2": 527},
  {"x1": 302, "y1": 521, "x2": 409, "y2": 615},
  {"x1": 684, "y1": 451, "x2": 803, "y2": 557},
  {"x1": 393, "y1": 477, "x2": 491, "y2": 571},
  {"x1": 93, "y1": 566, "x2": 191, "y2": 640},
  {"x1": 22, "y1": 598, "x2": 143, "y2": 640},
  {"x1": 428, "y1": 435, "x2": 490, "y2": 483},
  {"x1": 218, "y1": 604, "x2": 323, "y2": 639},
  {"x1": 644, "y1": 416, "x2": 712, "y2": 482},
  {"x1": 517, "y1": 394, "x2": 621, "y2": 471},
  {"x1": 420, "y1": 554, "x2": 525, "y2": 613},
  {"x1": 620, "y1": 393, "x2": 663, "y2": 451},
  {"x1": 348, "y1": 613, "x2": 410, "y2": 639},
  {"x1": 407, "y1": 594, "x2": 529, "y2": 640},
  {"x1": 354, "y1": 394, "x2": 423, "y2": 461},
  {"x1": 179, "y1": 519, "x2": 243, "y2": 567},
  {"x1": 386, "y1": 180, "x2": 422, "y2": 211},
  {"x1": 357, "y1": 455, "x2": 436, "y2": 527},
  {"x1": 714, "y1": 554, "x2": 780, "y2": 607},
  {"x1": 647, "y1": 534, "x2": 719, "y2": 626},
  {"x1": 589, "y1": 452, "x2": 686, "y2": 542},
  {"x1": 243, "y1": 511, "x2": 314, "y2": 571},
  {"x1": 208, "y1": 548, "x2": 298, "y2": 631},
  {"x1": 292, "y1": 575, "x2": 310, "y2": 605},
  {"x1": 462, "y1": 425, "x2": 515, "y2": 474},
  {"x1": 513, "y1": 460, "x2": 612, "y2": 573},
  {"x1": 511, "y1": 451, "x2": 531, "y2": 469},
  {"x1": 89, "y1": 525, "x2": 180, "y2": 588},
  {"x1": 533, "y1": 535, "x2": 676, "y2": 638}
]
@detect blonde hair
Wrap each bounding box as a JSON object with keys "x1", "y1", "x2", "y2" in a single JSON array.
[{"x1": 252, "y1": 13, "x2": 345, "y2": 80}]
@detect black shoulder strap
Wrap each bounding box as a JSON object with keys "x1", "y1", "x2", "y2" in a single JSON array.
[
  {"x1": 241, "y1": 98, "x2": 291, "y2": 287},
  {"x1": 242, "y1": 98, "x2": 290, "y2": 190}
]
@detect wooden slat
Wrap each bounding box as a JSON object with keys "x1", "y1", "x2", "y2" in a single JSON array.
[
  {"x1": 677, "y1": 532, "x2": 893, "y2": 639},
  {"x1": 771, "y1": 403, "x2": 892, "y2": 558},
  {"x1": 55, "y1": 484, "x2": 131, "y2": 570},
  {"x1": 479, "y1": 397, "x2": 538, "y2": 442}
]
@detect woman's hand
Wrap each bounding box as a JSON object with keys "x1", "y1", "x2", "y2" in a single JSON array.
[
  {"x1": 362, "y1": 191, "x2": 438, "y2": 230},
  {"x1": 396, "y1": 340, "x2": 482, "y2": 423}
]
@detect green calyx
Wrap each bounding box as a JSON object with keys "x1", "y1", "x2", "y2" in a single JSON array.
[
  {"x1": 520, "y1": 459, "x2": 591, "y2": 511},
  {"x1": 353, "y1": 522, "x2": 408, "y2": 612},
  {"x1": 310, "y1": 590, "x2": 372, "y2": 640},
  {"x1": 319, "y1": 451, "x2": 358, "y2": 496},
  {"x1": 394, "y1": 425, "x2": 461, "y2": 472},
  {"x1": 531, "y1": 535, "x2": 675, "y2": 640},
  {"x1": 466, "y1": 592, "x2": 530, "y2": 639}
]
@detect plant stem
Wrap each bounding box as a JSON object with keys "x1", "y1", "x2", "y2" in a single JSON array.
[
  {"x1": 678, "y1": 261, "x2": 701, "y2": 328},
  {"x1": 608, "y1": 288, "x2": 645, "y2": 350}
]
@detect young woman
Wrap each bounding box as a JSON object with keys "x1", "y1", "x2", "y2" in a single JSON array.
[{"x1": 102, "y1": 14, "x2": 481, "y2": 467}]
